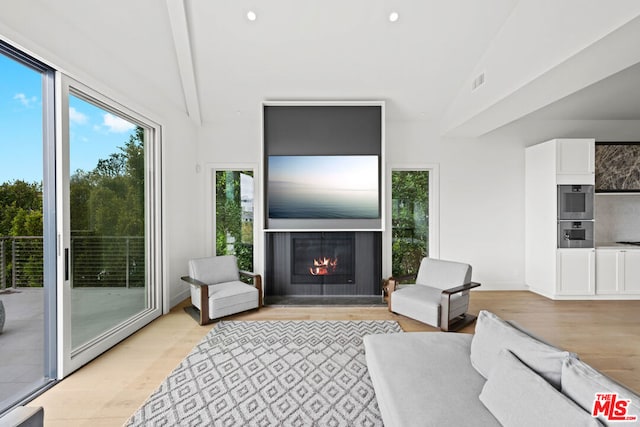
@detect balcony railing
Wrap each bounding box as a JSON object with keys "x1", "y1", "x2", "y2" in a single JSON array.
[{"x1": 0, "y1": 235, "x2": 144, "y2": 289}]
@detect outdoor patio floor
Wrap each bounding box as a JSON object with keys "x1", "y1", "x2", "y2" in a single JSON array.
[{"x1": 0, "y1": 286, "x2": 145, "y2": 410}]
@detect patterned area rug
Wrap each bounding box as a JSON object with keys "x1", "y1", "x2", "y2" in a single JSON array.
[{"x1": 125, "y1": 320, "x2": 402, "y2": 426}]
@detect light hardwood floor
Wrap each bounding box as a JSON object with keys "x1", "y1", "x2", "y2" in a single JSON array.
[{"x1": 30, "y1": 291, "x2": 640, "y2": 426}]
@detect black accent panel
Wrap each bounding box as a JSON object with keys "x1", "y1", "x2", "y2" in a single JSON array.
[{"x1": 265, "y1": 231, "x2": 381, "y2": 296}]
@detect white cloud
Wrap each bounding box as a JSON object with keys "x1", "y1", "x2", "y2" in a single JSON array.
[
  {"x1": 69, "y1": 107, "x2": 88, "y2": 125},
  {"x1": 13, "y1": 93, "x2": 38, "y2": 108},
  {"x1": 103, "y1": 113, "x2": 135, "y2": 133}
]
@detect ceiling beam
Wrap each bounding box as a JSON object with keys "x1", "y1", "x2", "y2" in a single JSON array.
[{"x1": 166, "y1": 0, "x2": 201, "y2": 125}]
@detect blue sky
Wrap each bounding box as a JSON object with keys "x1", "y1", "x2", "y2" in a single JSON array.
[{"x1": 0, "y1": 53, "x2": 137, "y2": 184}]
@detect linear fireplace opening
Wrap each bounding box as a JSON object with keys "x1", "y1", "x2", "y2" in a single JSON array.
[
  {"x1": 265, "y1": 231, "x2": 381, "y2": 297},
  {"x1": 291, "y1": 233, "x2": 355, "y2": 285}
]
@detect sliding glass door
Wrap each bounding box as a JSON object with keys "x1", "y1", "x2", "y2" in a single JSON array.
[
  {"x1": 0, "y1": 44, "x2": 56, "y2": 414},
  {"x1": 58, "y1": 78, "x2": 162, "y2": 376},
  {"x1": 0, "y1": 42, "x2": 164, "y2": 409}
]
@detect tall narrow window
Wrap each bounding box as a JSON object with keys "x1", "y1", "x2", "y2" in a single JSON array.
[
  {"x1": 215, "y1": 170, "x2": 254, "y2": 271},
  {"x1": 391, "y1": 170, "x2": 429, "y2": 278},
  {"x1": 0, "y1": 44, "x2": 56, "y2": 413}
]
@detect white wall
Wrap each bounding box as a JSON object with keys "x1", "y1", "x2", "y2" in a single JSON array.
[
  {"x1": 198, "y1": 117, "x2": 527, "y2": 290},
  {"x1": 443, "y1": 1, "x2": 640, "y2": 136},
  {"x1": 387, "y1": 120, "x2": 526, "y2": 289}
]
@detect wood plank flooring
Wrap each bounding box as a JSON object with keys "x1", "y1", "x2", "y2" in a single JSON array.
[{"x1": 30, "y1": 291, "x2": 640, "y2": 426}]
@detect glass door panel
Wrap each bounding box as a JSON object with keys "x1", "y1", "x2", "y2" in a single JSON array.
[
  {"x1": 68, "y1": 95, "x2": 147, "y2": 352},
  {"x1": 0, "y1": 49, "x2": 55, "y2": 413}
]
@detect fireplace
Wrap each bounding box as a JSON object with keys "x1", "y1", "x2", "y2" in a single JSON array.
[
  {"x1": 265, "y1": 231, "x2": 381, "y2": 296},
  {"x1": 291, "y1": 233, "x2": 355, "y2": 284}
]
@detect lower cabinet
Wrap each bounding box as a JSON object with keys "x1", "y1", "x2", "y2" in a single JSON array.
[
  {"x1": 556, "y1": 249, "x2": 595, "y2": 295},
  {"x1": 596, "y1": 249, "x2": 640, "y2": 295}
]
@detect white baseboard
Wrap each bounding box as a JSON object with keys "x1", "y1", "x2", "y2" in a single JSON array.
[
  {"x1": 170, "y1": 287, "x2": 190, "y2": 310},
  {"x1": 473, "y1": 282, "x2": 528, "y2": 291}
]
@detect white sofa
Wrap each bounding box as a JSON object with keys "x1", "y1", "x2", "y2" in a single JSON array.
[{"x1": 364, "y1": 310, "x2": 640, "y2": 427}]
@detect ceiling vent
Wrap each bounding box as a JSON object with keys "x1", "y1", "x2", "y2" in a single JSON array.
[{"x1": 471, "y1": 72, "x2": 485, "y2": 91}]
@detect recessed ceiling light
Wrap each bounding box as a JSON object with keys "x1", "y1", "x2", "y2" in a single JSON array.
[
  {"x1": 389, "y1": 12, "x2": 399, "y2": 22},
  {"x1": 247, "y1": 10, "x2": 257, "y2": 21}
]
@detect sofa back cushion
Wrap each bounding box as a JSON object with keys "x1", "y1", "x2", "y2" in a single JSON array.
[
  {"x1": 415, "y1": 257, "x2": 472, "y2": 290},
  {"x1": 480, "y1": 349, "x2": 603, "y2": 427},
  {"x1": 470, "y1": 310, "x2": 574, "y2": 389},
  {"x1": 189, "y1": 255, "x2": 239, "y2": 285},
  {"x1": 562, "y1": 357, "x2": 640, "y2": 426}
]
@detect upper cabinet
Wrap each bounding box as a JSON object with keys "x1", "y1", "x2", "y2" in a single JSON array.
[
  {"x1": 595, "y1": 143, "x2": 640, "y2": 193},
  {"x1": 555, "y1": 138, "x2": 595, "y2": 185}
]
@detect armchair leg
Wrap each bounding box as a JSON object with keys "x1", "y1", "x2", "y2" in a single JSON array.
[
  {"x1": 439, "y1": 293, "x2": 477, "y2": 332},
  {"x1": 255, "y1": 275, "x2": 263, "y2": 308},
  {"x1": 199, "y1": 285, "x2": 212, "y2": 326}
]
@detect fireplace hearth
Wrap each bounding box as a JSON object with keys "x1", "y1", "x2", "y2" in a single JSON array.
[{"x1": 265, "y1": 231, "x2": 381, "y2": 296}]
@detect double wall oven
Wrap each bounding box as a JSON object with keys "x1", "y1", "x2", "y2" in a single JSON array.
[{"x1": 557, "y1": 185, "x2": 594, "y2": 248}]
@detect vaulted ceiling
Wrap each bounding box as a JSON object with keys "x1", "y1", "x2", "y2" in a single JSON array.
[{"x1": 2, "y1": 1, "x2": 640, "y2": 135}]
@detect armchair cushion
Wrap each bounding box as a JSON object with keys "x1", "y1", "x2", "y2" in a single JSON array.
[
  {"x1": 391, "y1": 284, "x2": 466, "y2": 327},
  {"x1": 190, "y1": 280, "x2": 259, "y2": 320},
  {"x1": 188, "y1": 255, "x2": 239, "y2": 285},
  {"x1": 415, "y1": 257, "x2": 471, "y2": 290}
]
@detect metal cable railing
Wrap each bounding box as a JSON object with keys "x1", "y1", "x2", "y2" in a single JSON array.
[{"x1": 0, "y1": 235, "x2": 144, "y2": 289}]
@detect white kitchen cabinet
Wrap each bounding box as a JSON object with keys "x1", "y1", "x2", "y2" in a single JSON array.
[
  {"x1": 596, "y1": 250, "x2": 620, "y2": 294},
  {"x1": 555, "y1": 139, "x2": 595, "y2": 185},
  {"x1": 596, "y1": 249, "x2": 640, "y2": 295},
  {"x1": 556, "y1": 249, "x2": 595, "y2": 295},
  {"x1": 623, "y1": 250, "x2": 640, "y2": 293},
  {"x1": 526, "y1": 139, "x2": 596, "y2": 299}
]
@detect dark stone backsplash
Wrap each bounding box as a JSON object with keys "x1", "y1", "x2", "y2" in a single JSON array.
[{"x1": 595, "y1": 144, "x2": 640, "y2": 191}]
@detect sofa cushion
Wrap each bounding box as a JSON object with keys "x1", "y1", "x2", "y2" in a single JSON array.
[
  {"x1": 364, "y1": 332, "x2": 501, "y2": 427},
  {"x1": 480, "y1": 349, "x2": 602, "y2": 427},
  {"x1": 562, "y1": 357, "x2": 640, "y2": 426},
  {"x1": 470, "y1": 310, "x2": 573, "y2": 389}
]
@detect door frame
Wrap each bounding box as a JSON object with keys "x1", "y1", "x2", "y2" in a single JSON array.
[{"x1": 56, "y1": 75, "x2": 163, "y2": 377}]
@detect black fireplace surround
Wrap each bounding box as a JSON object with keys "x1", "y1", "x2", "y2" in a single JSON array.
[{"x1": 265, "y1": 231, "x2": 381, "y2": 296}]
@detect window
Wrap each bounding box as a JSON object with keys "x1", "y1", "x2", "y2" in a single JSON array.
[
  {"x1": 215, "y1": 170, "x2": 254, "y2": 271},
  {"x1": 391, "y1": 170, "x2": 429, "y2": 278}
]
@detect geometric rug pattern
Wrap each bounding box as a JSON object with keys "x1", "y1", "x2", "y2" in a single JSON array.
[{"x1": 125, "y1": 320, "x2": 402, "y2": 427}]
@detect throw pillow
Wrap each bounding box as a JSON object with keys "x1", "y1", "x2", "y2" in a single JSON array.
[
  {"x1": 470, "y1": 310, "x2": 574, "y2": 389},
  {"x1": 562, "y1": 357, "x2": 640, "y2": 426},
  {"x1": 479, "y1": 349, "x2": 603, "y2": 427}
]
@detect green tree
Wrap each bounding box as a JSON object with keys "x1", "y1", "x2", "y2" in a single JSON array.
[
  {"x1": 215, "y1": 171, "x2": 253, "y2": 271},
  {"x1": 391, "y1": 171, "x2": 429, "y2": 278}
]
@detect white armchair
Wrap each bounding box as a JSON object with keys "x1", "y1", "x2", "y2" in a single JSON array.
[
  {"x1": 181, "y1": 255, "x2": 262, "y2": 325},
  {"x1": 386, "y1": 257, "x2": 480, "y2": 331}
]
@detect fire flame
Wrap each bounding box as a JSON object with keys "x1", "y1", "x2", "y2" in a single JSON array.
[{"x1": 309, "y1": 256, "x2": 338, "y2": 276}]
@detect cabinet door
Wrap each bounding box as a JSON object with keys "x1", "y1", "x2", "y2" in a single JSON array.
[
  {"x1": 556, "y1": 139, "x2": 595, "y2": 184},
  {"x1": 622, "y1": 251, "x2": 640, "y2": 293},
  {"x1": 595, "y1": 250, "x2": 620, "y2": 294},
  {"x1": 557, "y1": 249, "x2": 596, "y2": 295}
]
